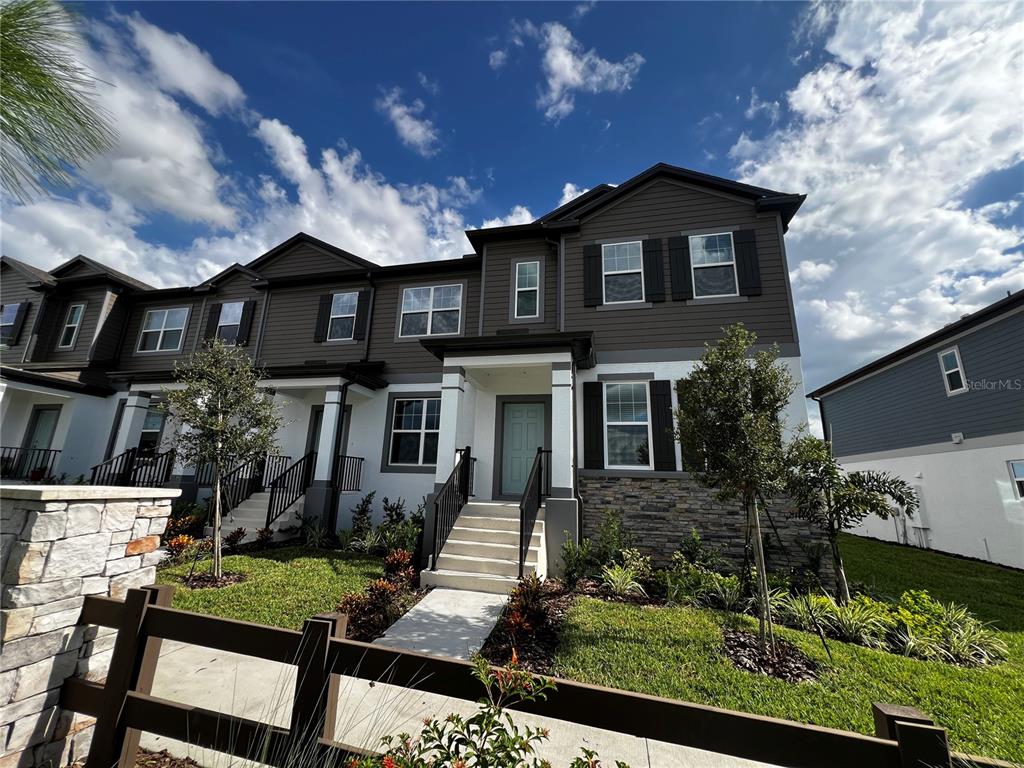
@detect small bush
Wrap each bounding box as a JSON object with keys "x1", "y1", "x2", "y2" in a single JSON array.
[
  {"x1": 593, "y1": 510, "x2": 632, "y2": 566},
  {"x1": 774, "y1": 592, "x2": 836, "y2": 634},
  {"x1": 338, "y1": 577, "x2": 411, "y2": 641},
  {"x1": 620, "y1": 548, "x2": 652, "y2": 582},
  {"x1": 165, "y1": 534, "x2": 194, "y2": 561},
  {"x1": 224, "y1": 527, "x2": 247, "y2": 552},
  {"x1": 676, "y1": 527, "x2": 724, "y2": 569},
  {"x1": 601, "y1": 563, "x2": 646, "y2": 597},
  {"x1": 380, "y1": 518, "x2": 420, "y2": 554},
  {"x1": 560, "y1": 535, "x2": 596, "y2": 588},
  {"x1": 509, "y1": 573, "x2": 546, "y2": 620},
  {"x1": 831, "y1": 595, "x2": 892, "y2": 648},
  {"x1": 350, "y1": 491, "x2": 376, "y2": 538},
  {"x1": 255, "y1": 527, "x2": 274, "y2": 549},
  {"x1": 381, "y1": 496, "x2": 406, "y2": 526},
  {"x1": 383, "y1": 548, "x2": 416, "y2": 589}
]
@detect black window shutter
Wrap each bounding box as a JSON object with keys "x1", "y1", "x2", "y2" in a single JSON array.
[
  {"x1": 649, "y1": 380, "x2": 676, "y2": 471},
  {"x1": 353, "y1": 288, "x2": 371, "y2": 341},
  {"x1": 669, "y1": 236, "x2": 694, "y2": 300},
  {"x1": 642, "y1": 238, "x2": 665, "y2": 302},
  {"x1": 236, "y1": 300, "x2": 256, "y2": 345},
  {"x1": 313, "y1": 294, "x2": 332, "y2": 342},
  {"x1": 583, "y1": 244, "x2": 603, "y2": 306},
  {"x1": 734, "y1": 229, "x2": 762, "y2": 296},
  {"x1": 8, "y1": 302, "x2": 30, "y2": 345},
  {"x1": 583, "y1": 381, "x2": 604, "y2": 469},
  {"x1": 204, "y1": 303, "x2": 222, "y2": 340}
]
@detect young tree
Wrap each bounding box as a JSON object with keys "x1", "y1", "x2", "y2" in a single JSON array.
[
  {"x1": 785, "y1": 434, "x2": 918, "y2": 604},
  {"x1": 0, "y1": 0, "x2": 115, "y2": 200},
  {"x1": 162, "y1": 340, "x2": 283, "y2": 579},
  {"x1": 674, "y1": 324, "x2": 795, "y2": 652}
]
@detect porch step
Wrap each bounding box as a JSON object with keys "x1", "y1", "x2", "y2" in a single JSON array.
[
  {"x1": 449, "y1": 525, "x2": 542, "y2": 546},
  {"x1": 419, "y1": 569, "x2": 519, "y2": 595},
  {"x1": 443, "y1": 539, "x2": 539, "y2": 562},
  {"x1": 461, "y1": 501, "x2": 545, "y2": 520},
  {"x1": 435, "y1": 553, "x2": 537, "y2": 578},
  {"x1": 455, "y1": 514, "x2": 545, "y2": 533}
]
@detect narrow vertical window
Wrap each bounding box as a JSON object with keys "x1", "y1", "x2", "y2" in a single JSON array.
[
  {"x1": 938, "y1": 347, "x2": 967, "y2": 395},
  {"x1": 137, "y1": 406, "x2": 165, "y2": 456},
  {"x1": 515, "y1": 261, "x2": 540, "y2": 318},
  {"x1": 216, "y1": 301, "x2": 244, "y2": 344},
  {"x1": 327, "y1": 292, "x2": 358, "y2": 340},
  {"x1": 57, "y1": 303, "x2": 85, "y2": 349},
  {"x1": 1, "y1": 303, "x2": 22, "y2": 345}
]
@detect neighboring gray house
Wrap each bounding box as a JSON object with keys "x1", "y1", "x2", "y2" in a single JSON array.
[
  {"x1": 809, "y1": 290, "x2": 1024, "y2": 569},
  {"x1": 2, "y1": 163, "x2": 822, "y2": 591}
]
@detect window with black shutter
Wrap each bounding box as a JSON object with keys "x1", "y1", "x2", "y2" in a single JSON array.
[
  {"x1": 649, "y1": 379, "x2": 677, "y2": 470},
  {"x1": 582, "y1": 381, "x2": 604, "y2": 469}
]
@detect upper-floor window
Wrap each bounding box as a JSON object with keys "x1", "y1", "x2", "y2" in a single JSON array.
[
  {"x1": 1009, "y1": 460, "x2": 1024, "y2": 499},
  {"x1": 138, "y1": 307, "x2": 188, "y2": 352},
  {"x1": 57, "y1": 303, "x2": 86, "y2": 349},
  {"x1": 689, "y1": 233, "x2": 738, "y2": 298},
  {"x1": 1, "y1": 303, "x2": 22, "y2": 345},
  {"x1": 216, "y1": 302, "x2": 244, "y2": 344},
  {"x1": 327, "y1": 292, "x2": 358, "y2": 341},
  {"x1": 938, "y1": 346, "x2": 967, "y2": 395},
  {"x1": 605, "y1": 381, "x2": 652, "y2": 469},
  {"x1": 515, "y1": 261, "x2": 540, "y2": 319},
  {"x1": 602, "y1": 242, "x2": 644, "y2": 303},
  {"x1": 389, "y1": 397, "x2": 441, "y2": 465},
  {"x1": 400, "y1": 284, "x2": 462, "y2": 337}
]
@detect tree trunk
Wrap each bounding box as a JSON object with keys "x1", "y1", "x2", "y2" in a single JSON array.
[
  {"x1": 749, "y1": 496, "x2": 775, "y2": 654},
  {"x1": 212, "y1": 464, "x2": 222, "y2": 579},
  {"x1": 831, "y1": 536, "x2": 850, "y2": 605}
]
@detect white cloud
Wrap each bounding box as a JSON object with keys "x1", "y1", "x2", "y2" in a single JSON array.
[
  {"x1": 572, "y1": 2, "x2": 597, "y2": 20},
  {"x1": 558, "y1": 182, "x2": 589, "y2": 206},
  {"x1": 744, "y1": 88, "x2": 781, "y2": 125},
  {"x1": 417, "y1": 72, "x2": 440, "y2": 95},
  {"x1": 730, "y1": 1, "x2": 1024, "y2": 390},
  {"x1": 789, "y1": 259, "x2": 835, "y2": 284},
  {"x1": 481, "y1": 205, "x2": 534, "y2": 229},
  {"x1": 123, "y1": 12, "x2": 245, "y2": 116},
  {"x1": 375, "y1": 87, "x2": 441, "y2": 157},
  {"x1": 534, "y1": 22, "x2": 644, "y2": 122},
  {"x1": 489, "y1": 49, "x2": 508, "y2": 70}
]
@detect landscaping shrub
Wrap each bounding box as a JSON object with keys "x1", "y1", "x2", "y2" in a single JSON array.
[
  {"x1": 620, "y1": 548, "x2": 652, "y2": 582},
  {"x1": 830, "y1": 595, "x2": 892, "y2": 648},
  {"x1": 254, "y1": 527, "x2": 273, "y2": 549},
  {"x1": 559, "y1": 511, "x2": 634, "y2": 591},
  {"x1": 350, "y1": 491, "x2": 376, "y2": 538},
  {"x1": 600, "y1": 563, "x2": 646, "y2": 597},
  {"x1": 165, "y1": 534, "x2": 194, "y2": 561},
  {"x1": 337, "y1": 577, "x2": 412, "y2": 641},
  {"x1": 773, "y1": 592, "x2": 836, "y2": 634},
  {"x1": 383, "y1": 548, "x2": 416, "y2": 589},
  {"x1": 560, "y1": 535, "x2": 596, "y2": 588},
  {"x1": 224, "y1": 527, "x2": 247, "y2": 553},
  {"x1": 593, "y1": 509, "x2": 632, "y2": 566},
  {"x1": 165, "y1": 500, "x2": 206, "y2": 541},
  {"x1": 676, "y1": 527, "x2": 724, "y2": 569},
  {"x1": 381, "y1": 496, "x2": 407, "y2": 526}
]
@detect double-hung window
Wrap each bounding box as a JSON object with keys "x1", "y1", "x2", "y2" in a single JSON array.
[
  {"x1": 58, "y1": 303, "x2": 85, "y2": 349},
  {"x1": 399, "y1": 284, "x2": 462, "y2": 337},
  {"x1": 514, "y1": 261, "x2": 540, "y2": 318},
  {"x1": 389, "y1": 397, "x2": 441, "y2": 465},
  {"x1": 689, "y1": 233, "x2": 738, "y2": 298},
  {"x1": 605, "y1": 382, "x2": 652, "y2": 469},
  {"x1": 601, "y1": 242, "x2": 644, "y2": 303},
  {"x1": 138, "y1": 307, "x2": 188, "y2": 352},
  {"x1": 938, "y1": 347, "x2": 967, "y2": 395},
  {"x1": 1, "y1": 303, "x2": 21, "y2": 345},
  {"x1": 137, "y1": 406, "x2": 165, "y2": 456},
  {"x1": 1009, "y1": 460, "x2": 1024, "y2": 499},
  {"x1": 215, "y1": 302, "x2": 244, "y2": 344},
  {"x1": 327, "y1": 292, "x2": 358, "y2": 340}
]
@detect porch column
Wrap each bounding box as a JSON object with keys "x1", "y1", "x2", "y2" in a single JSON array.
[
  {"x1": 169, "y1": 423, "x2": 198, "y2": 503},
  {"x1": 110, "y1": 391, "x2": 151, "y2": 457},
  {"x1": 546, "y1": 362, "x2": 579, "y2": 576},
  {"x1": 433, "y1": 366, "x2": 466, "y2": 485},
  {"x1": 0, "y1": 380, "x2": 9, "y2": 426},
  {"x1": 305, "y1": 383, "x2": 348, "y2": 528}
]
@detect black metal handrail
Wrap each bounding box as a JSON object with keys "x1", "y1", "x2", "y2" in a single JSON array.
[
  {"x1": 90, "y1": 447, "x2": 175, "y2": 487},
  {"x1": 0, "y1": 446, "x2": 61, "y2": 481},
  {"x1": 332, "y1": 455, "x2": 364, "y2": 492},
  {"x1": 220, "y1": 455, "x2": 266, "y2": 512},
  {"x1": 266, "y1": 451, "x2": 317, "y2": 528},
  {"x1": 91, "y1": 447, "x2": 137, "y2": 485},
  {"x1": 430, "y1": 446, "x2": 472, "y2": 571},
  {"x1": 263, "y1": 454, "x2": 291, "y2": 487},
  {"x1": 518, "y1": 447, "x2": 551, "y2": 578}
]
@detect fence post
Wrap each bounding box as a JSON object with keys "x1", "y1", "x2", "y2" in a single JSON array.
[
  {"x1": 85, "y1": 588, "x2": 150, "y2": 768},
  {"x1": 314, "y1": 612, "x2": 348, "y2": 743},
  {"x1": 872, "y1": 703, "x2": 951, "y2": 768},
  {"x1": 289, "y1": 616, "x2": 334, "y2": 751}
]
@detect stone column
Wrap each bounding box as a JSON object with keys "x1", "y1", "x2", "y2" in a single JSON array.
[
  {"x1": 305, "y1": 384, "x2": 347, "y2": 528},
  {"x1": 0, "y1": 484, "x2": 178, "y2": 766},
  {"x1": 109, "y1": 392, "x2": 152, "y2": 457},
  {"x1": 546, "y1": 362, "x2": 579, "y2": 575}
]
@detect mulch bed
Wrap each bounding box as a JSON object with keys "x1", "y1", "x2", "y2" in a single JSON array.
[
  {"x1": 480, "y1": 579, "x2": 573, "y2": 674},
  {"x1": 722, "y1": 627, "x2": 819, "y2": 683},
  {"x1": 182, "y1": 571, "x2": 247, "y2": 589},
  {"x1": 132, "y1": 749, "x2": 201, "y2": 768}
]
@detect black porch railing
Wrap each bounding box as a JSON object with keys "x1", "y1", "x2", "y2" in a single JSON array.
[
  {"x1": 331, "y1": 454, "x2": 363, "y2": 492},
  {"x1": 89, "y1": 447, "x2": 175, "y2": 487},
  {"x1": 219, "y1": 455, "x2": 266, "y2": 512},
  {"x1": 266, "y1": 451, "x2": 317, "y2": 528},
  {"x1": 0, "y1": 446, "x2": 61, "y2": 481},
  {"x1": 430, "y1": 446, "x2": 472, "y2": 571},
  {"x1": 518, "y1": 447, "x2": 551, "y2": 578}
]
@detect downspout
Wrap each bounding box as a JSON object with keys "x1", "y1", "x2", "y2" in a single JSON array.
[
  {"x1": 477, "y1": 246, "x2": 486, "y2": 336},
  {"x1": 558, "y1": 235, "x2": 566, "y2": 332},
  {"x1": 190, "y1": 295, "x2": 207, "y2": 354},
  {"x1": 22, "y1": 290, "x2": 50, "y2": 363},
  {"x1": 570, "y1": 361, "x2": 583, "y2": 541},
  {"x1": 361, "y1": 271, "x2": 375, "y2": 363},
  {"x1": 254, "y1": 286, "x2": 272, "y2": 361}
]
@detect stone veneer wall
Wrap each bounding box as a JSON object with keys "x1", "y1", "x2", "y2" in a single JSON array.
[
  {"x1": 578, "y1": 473, "x2": 834, "y2": 580},
  {"x1": 0, "y1": 485, "x2": 179, "y2": 768}
]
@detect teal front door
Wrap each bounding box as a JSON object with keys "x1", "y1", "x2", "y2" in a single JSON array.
[{"x1": 500, "y1": 402, "x2": 545, "y2": 497}]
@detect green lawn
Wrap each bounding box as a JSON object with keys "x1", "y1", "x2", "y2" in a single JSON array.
[
  {"x1": 156, "y1": 547, "x2": 383, "y2": 629},
  {"x1": 553, "y1": 535, "x2": 1024, "y2": 763}
]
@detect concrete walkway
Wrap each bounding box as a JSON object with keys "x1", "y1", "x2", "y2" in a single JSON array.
[
  {"x1": 140, "y1": 639, "x2": 783, "y2": 767},
  {"x1": 373, "y1": 588, "x2": 506, "y2": 660}
]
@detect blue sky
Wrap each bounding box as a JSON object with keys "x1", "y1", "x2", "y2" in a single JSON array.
[{"x1": 2, "y1": 1, "x2": 1022, "y2": 408}]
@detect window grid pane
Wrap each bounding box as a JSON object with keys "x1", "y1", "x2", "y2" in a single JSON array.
[
  {"x1": 401, "y1": 286, "x2": 461, "y2": 336},
  {"x1": 219, "y1": 302, "x2": 244, "y2": 326},
  {"x1": 516, "y1": 262, "x2": 539, "y2": 289},
  {"x1": 331, "y1": 292, "x2": 358, "y2": 317},
  {"x1": 1, "y1": 304, "x2": 19, "y2": 325},
  {"x1": 516, "y1": 290, "x2": 538, "y2": 317},
  {"x1": 390, "y1": 398, "x2": 440, "y2": 465},
  {"x1": 691, "y1": 233, "x2": 735, "y2": 266},
  {"x1": 940, "y1": 351, "x2": 958, "y2": 373}
]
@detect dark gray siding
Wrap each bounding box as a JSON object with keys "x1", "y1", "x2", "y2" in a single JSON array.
[
  {"x1": 0, "y1": 265, "x2": 41, "y2": 361},
  {"x1": 43, "y1": 286, "x2": 109, "y2": 363},
  {"x1": 822, "y1": 310, "x2": 1024, "y2": 456},
  {"x1": 199, "y1": 273, "x2": 265, "y2": 360},
  {"x1": 115, "y1": 297, "x2": 204, "y2": 373},
  {"x1": 257, "y1": 243, "x2": 364, "y2": 279},
  {"x1": 563, "y1": 178, "x2": 797, "y2": 350},
  {"x1": 481, "y1": 238, "x2": 558, "y2": 334},
  {"x1": 369, "y1": 270, "x2": 480, "y2": 375},
  {"x1": 90, "y1": 292, "x2": 129, "y2": 363}
]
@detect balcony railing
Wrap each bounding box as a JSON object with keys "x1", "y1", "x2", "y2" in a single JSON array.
[
  {"x1": 331, "y1": 454, "x2": 363, "y2": 492},
  {"x1": 89, "y1": 447, "x2": 176, "y2": 487},
  {"x1": 0, "y1": 447, "x2": 61, "y2": 481}
]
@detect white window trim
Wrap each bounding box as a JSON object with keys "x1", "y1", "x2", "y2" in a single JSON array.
[
  {"x1": 514, "y1": 261, "x2": 540, "y2": 319},
  {"x1": 601, "y1": 241, "x2": 646, "y2": 305},
  {"x1": 689, "y1": 232, "x2": 740, "y2": 299},
  {"x1": 326, "y1": 291, "x2": 359, "y2": 341},
  {"x1": 398, "y1": 284, "x2": 463, "y2": 338},
  {"x1": 389, "y1": 397, "x2": 441, "y2": 466},
  {"x1": 603, "y1": 381, "x2": 654, "y2": 470},
  {"x1": 938, "y1": 346, "x2": 968, "y2": 396},
  {"x1": 1007, "y1": 460, "x2": 1024, "y2": 500},
  {"x1": 216, "y1": 301, "x2": 245, "y2": 344},
  {"x1": 136, "y1": 307, "x2": 189, "y2": 353},
  {"x1": 57, "y1": 303, "x2": 86, "y2": 350}
]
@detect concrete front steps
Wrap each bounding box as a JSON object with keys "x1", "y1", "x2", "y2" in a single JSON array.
[
  {"x1": 207, "y1": 491, "x2": 301, "y2": 543},
  {"x1": 420, "y1": 501, "x2": 546, "y2": 595}
]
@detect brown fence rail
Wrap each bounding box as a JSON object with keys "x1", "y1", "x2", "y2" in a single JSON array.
[{"x1": 60, "y1": 587, "x2": 972, "y2": 768}]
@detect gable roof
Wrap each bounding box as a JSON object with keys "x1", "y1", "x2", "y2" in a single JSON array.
[
  {"x1": 808, "y1": 289, "x2": 1024, "y2": 399},
  {"x1": 196, "y1": 262, "x2": 263, "y2": 289},
  {"x1": 245, "y1": 232, "x2": 379, "y2": 274},
  {"x1": 1, "y1": 255, "x2": 56, "y2": 286},
  {"x1": 50, "y1": 255, "x2": 154, "y2": 291}
]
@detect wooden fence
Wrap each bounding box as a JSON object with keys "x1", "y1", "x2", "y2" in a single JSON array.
[{"x1": 62, "y1": 586, "x2": 967, "y2": 768}]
